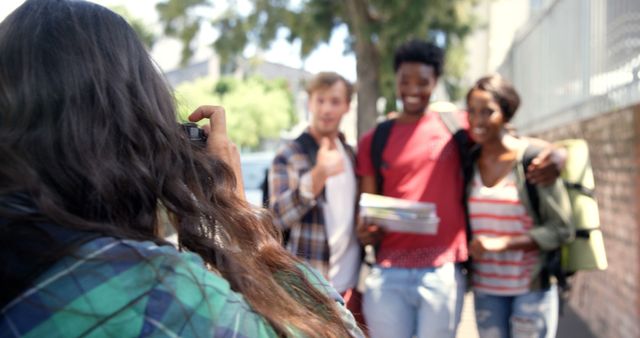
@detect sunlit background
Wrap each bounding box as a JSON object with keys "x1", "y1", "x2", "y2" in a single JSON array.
[
  {"x1": 2, "y1": 2, "x2": 640, "y2": 337},
  {"x1": 0, "y1": 0, "x2": 356, "y2": 80}
]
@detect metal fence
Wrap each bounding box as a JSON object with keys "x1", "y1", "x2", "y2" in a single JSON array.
[{"x1": 499, "y1": 0, "x2": 640, "y2": 134}]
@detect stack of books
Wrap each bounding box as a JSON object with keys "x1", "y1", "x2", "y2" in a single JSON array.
[{"x1": 359, "y1": 193, "x2": 439, "y2": 234}]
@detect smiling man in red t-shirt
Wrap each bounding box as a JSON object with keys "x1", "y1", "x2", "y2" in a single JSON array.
[{"x1": 356, "y1": 40, "x2": 467, "y2": 338}]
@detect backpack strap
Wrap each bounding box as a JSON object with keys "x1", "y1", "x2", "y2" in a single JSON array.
[
  {"x1": 521, "y1": 145, "x2": 549, "y2": 287},
  {"x1": 437, "y1": 111, "x2": 472, "y2": 180},
  {"x1": 522, "y1": 145, "x2": 542, "y2": 221},
  {"x1": 438, "y1": 110, "x2": 476, "y2": 247},
  {"x1": 263, "y1": 132, "x2": 320, "y2": 208},
  {"x1": 294, "y1": 132, "x2": 319, "y2": 167},
  {"x1": 260, "y1": 168, "x2": 270, "y2": 208},
  {"x1": 564, "y1": 181, "x2": 595, "y2": 198},
  {"x1": 271, "y1": 132, "x2": 321, "y2": 246},
  {"x1": 521, "y1": 145, "x2": 567, "y2": 297},
  {"x1": 371, "y1": 111, "x2": 471, "y2": 194},
  {"x1": 371, "y1": 119, "x2": 395, "y2": 194},
  {"x1": 438, "y1": 110, "x2": 461, "y2": 135}
]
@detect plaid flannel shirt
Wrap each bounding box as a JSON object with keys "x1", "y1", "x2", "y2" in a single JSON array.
[
  {"x1": 0, "y1": 236, "x2": 364, "y2": 338},
  {"x1": 268, "y1": 131, "x2": 357, "y2": 279}
]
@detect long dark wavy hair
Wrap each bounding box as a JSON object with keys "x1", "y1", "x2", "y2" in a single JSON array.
[{"x1": 0, "y1": 0, "x2": 350, "y2": 336}]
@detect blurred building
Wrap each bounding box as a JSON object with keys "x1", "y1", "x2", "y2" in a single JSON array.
[
  {"x1": 463, "y1": 0, "x2": 531, "y2": 89},
  {"x1": 164, "y1": 54, "x2": 312, "y2": 127}
]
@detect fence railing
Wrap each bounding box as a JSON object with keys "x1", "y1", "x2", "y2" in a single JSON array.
[{"x1": 499, "y1": 0, "x2": 640, "y2": 133}]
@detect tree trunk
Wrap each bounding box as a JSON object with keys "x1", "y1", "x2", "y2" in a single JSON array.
[
  {"x1": 344, "y1": 0, "x2": 380, "y2": 139},
  {"x1": 354, "y1": 44, "x2": 380, "y2": 139}
]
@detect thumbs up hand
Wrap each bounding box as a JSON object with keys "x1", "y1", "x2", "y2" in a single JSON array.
[
  {"x1": 306, "y1": 137, "x2": 345, "y2": 197},
  {"x1": 316, "y1": 137, "x2": 345, "y2": 179}
]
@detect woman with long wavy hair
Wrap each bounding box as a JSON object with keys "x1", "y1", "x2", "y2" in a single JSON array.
[{"x1": 0, "y1": 1, "x2": 362, "y2": 337}]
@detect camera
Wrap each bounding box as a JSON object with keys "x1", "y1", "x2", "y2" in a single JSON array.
[{"x1": 181, "y1": 122, "x2": 207, "y2": 146}]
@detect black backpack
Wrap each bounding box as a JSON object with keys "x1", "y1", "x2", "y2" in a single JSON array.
[
  {"x1": 521, "y1": 143, "x2": 607, "y2": 314},
  {"x1": 370, "y1": 111, "x2": 473, "y2": 240},
  {"x1": 370, "y1": 111, "x2": 471, "y2": 193},
  {"x1": 262, "y1": 132, "x2": 319, "y2": 207}
]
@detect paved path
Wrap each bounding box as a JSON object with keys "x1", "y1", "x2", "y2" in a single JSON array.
[
  {"x1": 457, "y1": 292, "x2": 479, "y2": 338},
  {"x1": 358, "y1": 264, "x2": 596, "y2": 338},
  {"x1": 456, "y1": 292, "x2": 598, "y2": 338}
]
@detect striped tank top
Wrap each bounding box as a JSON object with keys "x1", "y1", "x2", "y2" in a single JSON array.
[{"x1": 469, "y1": 168, "x2": 538, "y2": 295}]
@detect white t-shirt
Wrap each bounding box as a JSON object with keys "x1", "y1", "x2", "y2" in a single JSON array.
[{"x1": 323, "y1": 140, "x2": 360, "y2": 293}]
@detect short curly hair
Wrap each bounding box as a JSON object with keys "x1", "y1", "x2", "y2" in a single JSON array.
[{"x1": 393, "y1": 40, "x2": 444, "y2": 77}]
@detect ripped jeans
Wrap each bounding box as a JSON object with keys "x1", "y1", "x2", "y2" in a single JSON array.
[{"x1": 473, "y1": 284, "x2": 558, "y2": 338}]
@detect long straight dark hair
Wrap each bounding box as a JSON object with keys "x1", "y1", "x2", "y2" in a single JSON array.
[{"x1": 0, "y1": 0, "x2": 349, "y2": 336}]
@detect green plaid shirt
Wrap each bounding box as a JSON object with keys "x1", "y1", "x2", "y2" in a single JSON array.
[{"x1": 0, "y1": 237, "x2": 363, "y2": 337}]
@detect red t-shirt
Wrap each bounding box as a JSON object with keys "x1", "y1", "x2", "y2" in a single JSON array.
[{"x1": 356, "y1": 111, "x2": 469, "y2": 268}]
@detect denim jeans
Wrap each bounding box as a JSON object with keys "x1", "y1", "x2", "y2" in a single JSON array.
[
  {"x1": 473, "y1": 284, "x2": 558, "y2": 338},
  {"x1": 362, "y1": 263, "x2": 465, "y2": 338}
]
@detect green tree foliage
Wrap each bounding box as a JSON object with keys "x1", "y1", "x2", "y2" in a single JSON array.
[
  {"x1": 174, "y1": 76, "x2": 294, "y2": 149},
  {"x1": 156, "y1": 0, "x2": 478, "y2": 136}
]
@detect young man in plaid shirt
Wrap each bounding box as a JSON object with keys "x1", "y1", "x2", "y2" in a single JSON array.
[{"x1": 268, "y1": 72, "x2": 364, "y2": 326}]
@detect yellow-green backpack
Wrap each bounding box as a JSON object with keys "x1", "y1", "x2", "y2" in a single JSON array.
[{"x1": 523, "y1": 139, "x2": 608, "y2": 283}]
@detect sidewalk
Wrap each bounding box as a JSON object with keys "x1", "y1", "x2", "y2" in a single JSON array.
[
  {"x1": 456, "y1": 292, "x2": 479, "y2": 338},
  {"x1": 456, "y1": 292, "x2": 598, "y2": 338}
]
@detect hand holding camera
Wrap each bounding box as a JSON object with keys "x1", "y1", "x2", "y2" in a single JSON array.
[
  {"x1": 187, "y1": 106, "x2": 244, "y2": 200},
  {"x1": 181, "y1": 122, "x2": 207, "y2": 146}
]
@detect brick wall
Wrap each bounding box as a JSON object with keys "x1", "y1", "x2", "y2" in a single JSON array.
[{"x1": 532, "y1": 104, "x2": 640, "y2": 338}]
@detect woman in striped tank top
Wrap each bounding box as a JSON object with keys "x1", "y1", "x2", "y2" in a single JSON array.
[{"x1": 465, "y1": 75, "x2": 574, "y2": 338}]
